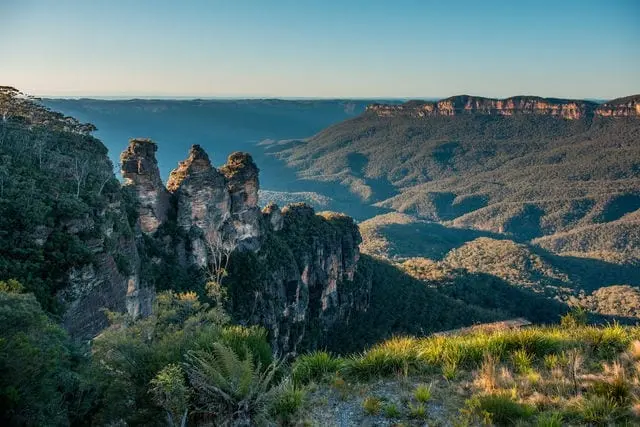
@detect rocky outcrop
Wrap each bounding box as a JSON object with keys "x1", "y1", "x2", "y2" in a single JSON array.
[
  {"x1": 220, "y1": 152, "x2": 262, "y2": 251},
  {"x1": 367, "y1": 95, "x2": 640, "y2": 120},
  {"x1": 594, "y1": 95, "x2": 640, "y2": 118},
  {"x1": 231, "y1": 203, "x2": 367, "y2": 354},
  {"x1": 121, "y1": 139, "x2": 170, "y2": 234},
  {"x1": 166, "y1": 145, "x2": 231, "y2": 267},
  {"x1": 121, "y1": 140, "x2": 369, "y2": 354}
]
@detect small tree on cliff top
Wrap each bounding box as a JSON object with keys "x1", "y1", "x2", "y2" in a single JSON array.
[{"x1": 204, "y1": 228, "x2": 238, "y2": 306}]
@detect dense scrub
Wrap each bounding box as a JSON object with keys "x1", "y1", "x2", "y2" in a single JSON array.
[{"x1": 0, "y1": 89, "x2": 131, "y2": 314}]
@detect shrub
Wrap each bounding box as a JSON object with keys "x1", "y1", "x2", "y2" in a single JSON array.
[
  {"x1": 185, "y1": 343, "x2": 282, "y2": 426},
  {"x1": 292, "y1": 351, "x2": 343, "y2": 384},
  {"x1": 591, "y1": 361, "x2": 630, "y2": 405},
  {"x1": 414, "y1": 383, "x2": 432, "y2": 403},
  {"x1": 219, "y1": 325, "x2": 273, "y2": 368},
  {"x1": 560, "y1": 307, "x2": 588, "y2": 328},
  {"x1": 149, "y1": 364, "x2": 189, "y2": 427},
  {"x1": 362, "y1": 396, "x2": 382, "y2": 415},
  {"x1": 543, "y1": 353, "x2": 561, "y2": 370}
]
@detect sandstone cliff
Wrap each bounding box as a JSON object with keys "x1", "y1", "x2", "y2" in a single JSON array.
[
  {"x1": 367, "y1": 94, "x2": 640, "y2": 119},
  {"x1": 121, "y1": 140, "x2": 368, "y2": 354}
]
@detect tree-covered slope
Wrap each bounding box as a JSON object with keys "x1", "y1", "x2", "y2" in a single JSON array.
[{"x1": 272, "y1": 106, "x2": 640, "y2": 244}]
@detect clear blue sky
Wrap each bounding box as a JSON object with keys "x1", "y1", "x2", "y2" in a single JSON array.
[{"x1": 1, "y1": 0, "x2": 638, "y2": 99}]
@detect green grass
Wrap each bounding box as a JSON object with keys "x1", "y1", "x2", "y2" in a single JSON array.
[
  {"x1": 291, "y1": 351, "x2": 344, "y2": 384},
  {"x1": 362, "y1": 396, "x2": 382, "y2": 415},
  {"x1": 572, "y1": 395, "x2": 624, "y2": 425},
  {"x1": 344, "y1": 325, "x2": 640, "y2": 381},
  {"x1": 383, "y1": 403, "x2": 401, "y2": 419},
  {"x1": 468, "y1": 393, "x2": 536, "y2": 426},
  {"x1": 408, "y1": 402, "x2": 428, "y2": 419},
  {"x1": 511, "y1": 348, "x2": 533, "y2": 373},
  {"x1": 414, "y1": 383, "x2": 432, "y2": 403},
  {"x1": 535, "y1": 411, "x2": 564, "y2": 427},
  {"x1": 271, "y1": 379, "x2": 305, "y2": 423}
]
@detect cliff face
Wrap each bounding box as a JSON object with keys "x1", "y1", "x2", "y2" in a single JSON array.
[
  {"x1": 594, "y1": 95, "x2": 640, "y2": 118},
  {"x1": 121, "y1": 140, "x2": 368, "y2": 354},
  {"x1": 120, "y1": 139, "x2": 170, "y2": 234},
  {"x1": 367, "y1": 95, "x2": 640, "y2": 120},
  {"x1": 245, "y1": 205, "x2": 367, "y2": 354}
]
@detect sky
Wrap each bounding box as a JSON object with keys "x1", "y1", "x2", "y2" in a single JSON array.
[{"x1": 1, "y1": 0, "x2": 638, "y2": 99}]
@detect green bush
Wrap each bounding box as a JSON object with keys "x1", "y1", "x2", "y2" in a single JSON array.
[{"x1": 186, "y1": 343, "x2": 282, "y2": 426}]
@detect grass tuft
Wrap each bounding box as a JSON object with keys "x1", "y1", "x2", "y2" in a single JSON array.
[{"x1": 362, "y1": 396, "x2": 382, "y2": 415}]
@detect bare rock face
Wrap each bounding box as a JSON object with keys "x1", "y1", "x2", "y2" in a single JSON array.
[
  {"x1": 595, "y1": 95, "x2": 640, "y2": 118},
  {"x1": 220, "y1": 152, "x2": 262, "y2": 250},
  {"x1": 262, "y1": 202, "x2": 283, "y2": 231},
  {"x1": 367, "y1": 94, "x2": 640, "y2": 120},
  {"x1": 234, "y1": 203, "x2": 367, "y2": 355},
  {"x1": 167, "y1": 145, "x2": 231, "y2": 267},
  {"x1": 120, "y1": 139, "x2": 170, "y2": 234}
]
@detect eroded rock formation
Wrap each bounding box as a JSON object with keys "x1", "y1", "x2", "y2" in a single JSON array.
[
  {"x1": 121, "y1": 141, "x2": 368, "y2": 353},
  {"x1": 120, "y1": 139, "x2": 170, "y2": 234},
  {"x1": 367, "y1": 94, "x2": 640, "y2": 120}
]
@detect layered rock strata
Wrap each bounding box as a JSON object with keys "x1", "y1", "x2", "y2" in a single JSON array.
[{"x1": 367, "y1": 94, "x2": 640, "y2": 119}]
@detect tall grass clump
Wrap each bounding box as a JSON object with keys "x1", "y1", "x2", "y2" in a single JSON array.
[
  {"x1": 466, "y1": 392, "x2": 536, "y2": 426},
  {"x1": 291, "y1": 351, "x2": 344, "y2": 384},
  {"x1": 271, "y1": 378, "x2": 306, "y2": 425},
  {"x1": 362, "y1": 396, "x2": 382, "y2": 415},
  {"x1": 346, "y1": 337, "x2": 420, "y2": 380},
  {"x1": 414, "y1": 383, "x2": 432, "y2": 403},
  {"x1": 511, "y1": 348, "x2": 533, "y2": 374},
  {"x1": 572, "y1": 395, "x2": 624, "y2": 425}
]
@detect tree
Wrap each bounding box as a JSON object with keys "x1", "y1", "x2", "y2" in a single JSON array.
[
  {"x1": 150, "y1": 364, "x2": 189, "y2": 427},
  {"x1": 71, "y1": 153, "x2": 90, "y2": 198},
  {"x1": 0, "y1": 288, "x2": 81, "y2": 425},
  {"x1": 204, "y1": 228, "x2": 238, "y2": 305}
]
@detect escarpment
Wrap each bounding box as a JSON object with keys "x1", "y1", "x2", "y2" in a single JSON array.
[
  {"x1": 367, "y1": 94, "x2": 640, "y2": 119},
  {"x1": 121, "y1": 140, "x2": 369, "y2": 354}
]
